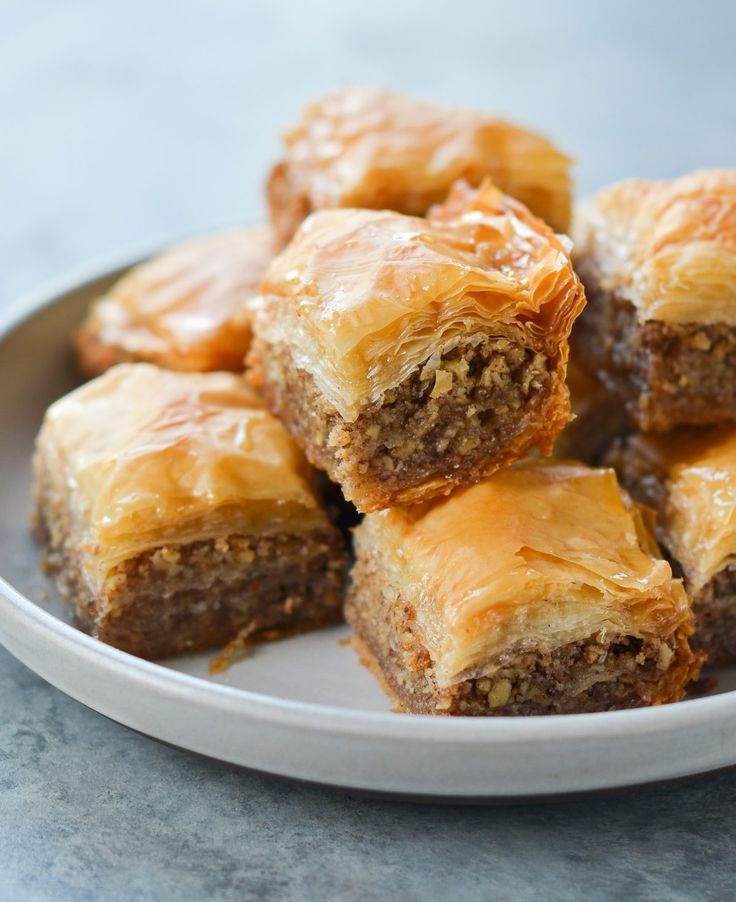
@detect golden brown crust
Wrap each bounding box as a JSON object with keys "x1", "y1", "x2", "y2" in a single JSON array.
[
  {"x1": 574, "y1": 169, "x2": 736, "y2": 324},
  {"x1": 76, "y1": 227, "x2": 275, "y2": 377},
  {"x1": 268, "y1": 87, "x2": 572, "y2": 240}
]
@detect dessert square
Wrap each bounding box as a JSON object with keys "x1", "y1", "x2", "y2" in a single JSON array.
[
  {"x1": 76, "y1": 227, "x2": 275, "y2": 377},
  {"x1": 251, "y1": 180, "x2": 586, "y2": 512},
  {"x1": 346, "y1": 461, "x2": 699, "y2": 715},
  {"x1": 607, "y1": 428, "x2": 736, "y2": 664},
  {"x1": 268, "y1": 87, "x2": 572, "y2": 244},
  {"x1": 33, "y1": 364, "x2": 345, "y2": 660},
  {"x1": 572, "y1": 170, "x2": 736, "y2": 432}
]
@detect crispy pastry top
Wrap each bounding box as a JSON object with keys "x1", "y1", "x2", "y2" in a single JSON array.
[
  {"x1": 78, "y1": 227, "x2": 275, "y2": 372},
  {"x1": 276, "y1": 87, "x2": 572, "y2": 232},
  {"x1": 620, "y1": 428, "x2": 736, "y2": 591},
  {"x1": 574, "y1": 169, "x2": 736, "y2": 324},
  {"x1": 355, "y1": 461, "x2": 690, "y2": 686},
  {"x1": 34, "y1": 364, "x2": 327, "y2": 586},
  {"x1": 256, "y1": 180, "x2": 585, "y2": 421}
]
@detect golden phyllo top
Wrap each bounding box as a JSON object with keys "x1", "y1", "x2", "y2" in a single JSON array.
[
  {"x1": 621, "y1": 428, "x2": 736, "y2": 591},
  {"x1": 356, "y1": 461, "x2": 690, "y2": 686},
  {"x1": 35, "y1": 364, "x2": 325, "y2": 585},
  {"x1": 575, "y1": 169, "x2": 736, "y2": 324},
  {"x1": 80, "y1": 227, "x2": 274, "y2": 371},
  {"x1": 278, "y1": 86, "x2": 572, "y2": 232},
  {"x1": 257, "y1": 180, "x2": 585, "y2": 421}
]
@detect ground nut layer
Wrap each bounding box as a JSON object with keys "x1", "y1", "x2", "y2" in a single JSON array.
[
  {"x1": 572, "y1": 258, "x2": 736, "y2": 432},
  {"x1": 252, "y1": 334, "x2": 564, "y2": 511},
  {"x1": 346, "y1": 550, "x2": 698, "y2": 716}
]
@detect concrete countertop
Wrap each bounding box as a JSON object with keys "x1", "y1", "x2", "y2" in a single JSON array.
[{"x1": 2, "y1": 2, "x2": 735, "y2": 898}]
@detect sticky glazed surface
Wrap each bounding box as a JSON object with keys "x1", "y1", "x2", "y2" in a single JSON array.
[
  {"x1": 354, "y1": 461, "x2": 692, "y2": 687},
  {"x1": 574, "y1": 169, "x2": 736, "y2": 324},
  {"x1": 76, "y1": 227, "x2": 275, "y2": 374},
  {"x1": 256, "y1": 180, "x2": 585, "y2": 422},
  {"x1": 271, "y1": 86, "x2": 572, "y2": 232},
  {"x1": 612, "y1": 428, "x2": 736, "y2": 591},
  {"x1": 33, "y1": 364, "x2": 328, "y2": 590}
]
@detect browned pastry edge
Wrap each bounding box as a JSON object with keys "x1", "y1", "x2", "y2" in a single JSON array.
[
  {"x1": 572, "y1": 256, "x2": 736, "y2": 433},
  {"x1": 74, "y1": 320, "x2": 252, "y2": 379},
  {"x1": 606, "y1": 437, "x2": 736, "y2": 666},
  {"x1": 34, "y1": 448, "x2": 345, "y2": 661},
  {"x1": 345, "y1": 547, "x2": 701, "y2": 716},
  {"x1": 249, "y1": 333, "x2": 570, "y2": 513}
]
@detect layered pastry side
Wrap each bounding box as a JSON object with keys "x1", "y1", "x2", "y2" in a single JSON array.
[
  {"x1": 607, "y1": 428, "x2": 736, "y2": 665},
  {"x1": 32, "y1": 364, "x2": 345, "y2": 660},
  {"x1": 572, "y1": 169, "x2": 736, "y2": 432},
  {"x1": 552, "y1": 358, "x2": 628, "y2": 463},
  {"x1": 345, "y1": 461, "x2": 700, "y2": 716},
  {"x1": 267, "y1": 86, "x2": 572, "y2": 244},
  {"x1": 250, "y1": 180, "x2": 586, "y2": 513},
  {"x1": 75, "y1": 227, "x2": 275, "y2": 377}
]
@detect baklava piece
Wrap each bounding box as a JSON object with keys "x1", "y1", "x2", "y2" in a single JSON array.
[
  {"x1": 572, "y1": 170, "x2": 736, "y2": 432},
  {"x1": 76, "y1": 227, "x2": 275, "y2": 377},
  {"x1": 268, "y1": 86, "x2": 572, "y2": 244},
  {"x1": 607, "y1": 428, "x2": 736, "y2": 664},
  {"x1": 552, "y1": 359, "x2": 628, "y2": 463},
  {"x1": 33, "y1": 364, "x2": 345, "y2": 660},
  {"x1": 250, "y1": 180, "x2": 586, "y2": 512},
  {"x1": 346, "y1": 461, "x2": 699, "y2": 716}
]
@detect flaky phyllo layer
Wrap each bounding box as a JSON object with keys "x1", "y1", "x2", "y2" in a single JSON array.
[
  {"x1": 356, "y1": 462, "x2": 691, "y2": 687},
  {"x1": 34, "y1": 364, "x2": 327, "y2": 591},
  {"x1": 574, "y1": 169, "x2": 736, "y2": 324},
  {"x1": 256, "y1": 180, "x2": 586, "y2": 422},
  {"x1": 621, "y1": 429, "x2": 736, "y2": 592},
  {"x1": 277, "y1": 86, "x2": 572, "y2": 232},
  {"x1": 80, "y1": 227, "x2": 275, "y2": 371}
]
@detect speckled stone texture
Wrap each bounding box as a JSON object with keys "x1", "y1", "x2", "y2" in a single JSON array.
[{"x1": 2, "y1": 1, "x2": 736, "y2": 899}]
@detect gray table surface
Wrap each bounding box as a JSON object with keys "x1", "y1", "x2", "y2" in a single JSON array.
[{"x1": 2, "y1": 1, "x2": 735, "y2": 899}]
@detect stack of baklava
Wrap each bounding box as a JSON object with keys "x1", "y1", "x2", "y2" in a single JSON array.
[{"x1": 35, "y1": 87, "x2": 736, "y2": 715}]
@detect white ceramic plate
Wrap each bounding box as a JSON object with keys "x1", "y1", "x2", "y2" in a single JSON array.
[{"x1": 3, "y1": 244, "x2": 736, "y2": 801}]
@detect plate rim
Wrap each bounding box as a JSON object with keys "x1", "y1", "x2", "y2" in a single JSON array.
[{"x1": 2, "y1": 244, "x2": 736, "y2": 752}]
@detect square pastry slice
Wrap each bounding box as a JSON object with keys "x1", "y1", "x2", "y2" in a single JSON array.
[
  {"x1": 268, "y1": 86, "x2": 572, "y2": 244},
  {"x1": 33, "y1": 364, "x2": 345, "y2": 660},
  {"x1": 75, "y1": 227, "x2": 275, "y2": 377},
  {"x1": 607, "y1": 428, "x2": 736, "y2": 664},
  {"x1": 572, "y1": 169, "x2": 736, "y2": 431},
  {"x1": 251, "y1": 180, "x2": 586, "y2": 512},
  {"x1": 346, "y1": 461, "x2": 699, "y2": 715}
]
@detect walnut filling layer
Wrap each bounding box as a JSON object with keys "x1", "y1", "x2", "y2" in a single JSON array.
[
  {"x1": 253, "y1": 334, "x2": 561, "y2": 511},
  {"x1": 41, "y1": 520, "x2": 344, "y2": 661},
  {"x1": 573, "y1": 258, "x2": 736, "y2": 432},
  {"x1": 346, "y1": 551, "x2": 698, "y2": 716}
]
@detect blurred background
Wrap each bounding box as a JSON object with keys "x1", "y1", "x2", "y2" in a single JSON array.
[{"x1": 1, "y1": 0, "x2": 734, "y2": 300}]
